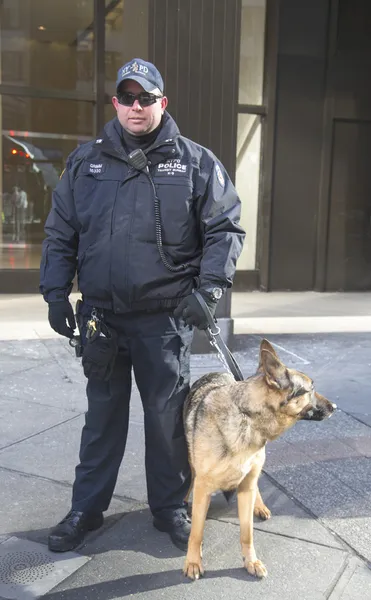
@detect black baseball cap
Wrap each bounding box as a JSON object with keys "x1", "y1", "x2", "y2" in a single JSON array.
[{"x1": 116, "y1": 58, "x2": 164, "y2": 94}]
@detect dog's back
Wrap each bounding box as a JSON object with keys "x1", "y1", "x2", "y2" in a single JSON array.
[{"x1": 184, "y1": 371, "x2": 234, "y2": 425}]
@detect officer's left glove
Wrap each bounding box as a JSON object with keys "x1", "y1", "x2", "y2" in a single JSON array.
[{"x1": 174, "y1": 289, "x2": 219, "y2": 330}]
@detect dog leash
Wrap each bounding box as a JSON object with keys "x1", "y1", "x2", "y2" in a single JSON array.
[{"x1": 193, "y1": 291, "x2": 244, "y2": 382}]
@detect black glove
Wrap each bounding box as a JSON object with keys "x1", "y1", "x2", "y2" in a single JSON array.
[
  {"x1": 48, "y1": 300, "x2": 76, "y2": 338},
  {"x1": 174, "y1": 290, "x2": 218, "y2": 330}
]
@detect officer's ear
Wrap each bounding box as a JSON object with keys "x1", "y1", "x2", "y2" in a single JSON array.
[
  {"x1": 112, "y1": 96, "x2": 120, "y2": 111},
  {"x1": 160, "y1": 96, "x2": 168, "y2": 112}
]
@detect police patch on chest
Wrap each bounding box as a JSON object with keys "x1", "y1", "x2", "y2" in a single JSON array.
[{"x1": 157, "y1": 159, "x2": 187, "y2": 175}]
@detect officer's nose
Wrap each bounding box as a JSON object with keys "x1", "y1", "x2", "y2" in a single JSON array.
[{"x1": 132, "y1": 100, "x2": 143, "y2": 111}]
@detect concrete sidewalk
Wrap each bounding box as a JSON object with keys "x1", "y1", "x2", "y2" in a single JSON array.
[{"x1": 1, "y1": 292, "x2": 371, "y2": 599}]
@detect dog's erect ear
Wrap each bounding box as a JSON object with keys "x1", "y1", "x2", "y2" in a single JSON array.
[
  {"x1": 257, "y1": 339, "x2": 280, "y2": 374},
  {"x1": 260, "y1": 339, "x2": 279, "y2": 359},
  {"x1": 260, "y1": 349, "x2": 290, "y2": 390}
]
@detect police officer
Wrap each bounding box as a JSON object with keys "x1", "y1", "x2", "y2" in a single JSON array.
[{"x1": 40, "y1": 58, "x2": 245, "y2": 553}]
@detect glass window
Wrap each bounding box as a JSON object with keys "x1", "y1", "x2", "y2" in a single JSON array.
[
  {"x1": 0, "y1": 0, "x2": 94, "y2": 91},
  {"x1": 239, "y1": 0, "x2": 266, "y2": 105},
  {"x1": 105, "y1": 0, "x2": 149, "y2": 97},
  {"x1": 235, "y1": 114, "x2": 262, "y2": 270},
  {"x1": 0, "y1": 96, "x2": 93, "y2": 269}
]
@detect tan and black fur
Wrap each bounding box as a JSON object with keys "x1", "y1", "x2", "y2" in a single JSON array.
[{"x1": 183, "y1": 339, "x2": 336, "y2": 580}]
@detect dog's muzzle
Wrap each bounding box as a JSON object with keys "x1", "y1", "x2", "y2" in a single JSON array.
[{"x1": 300, "y1": 392, "x2": 337, "y2": 421}]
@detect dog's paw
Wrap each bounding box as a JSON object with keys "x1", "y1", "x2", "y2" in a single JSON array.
[
  {"x1": 245, "y1": 559, "x2": 268, "y2": 578},
  {"x1": 183, "y1": 557, "x2": 204, "y2": 580},
  {"x1": 254, "y1": 504, "x2": 272, "y2": 521}
]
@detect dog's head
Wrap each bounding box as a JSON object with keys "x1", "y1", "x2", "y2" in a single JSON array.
[{"x1": 258, "y1": 339, "x2": 336, "y2": 422}]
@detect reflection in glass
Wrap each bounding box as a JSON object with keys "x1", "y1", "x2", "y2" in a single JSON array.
[
  {"x1": 235, "y1": 114, "x2": 262, "y2": 270},
  {"x1": 0, "y1": 0, "x2": 94, "y2": 91},
  {"x1": 0, "y1": 96, "x2": 93, "y2": 269},
  {"x1": 105, "y1": 0, "x2": 149, "y2": 97},
  {"x1": 239, "y1": 0, "x2": 266, "y2": 105}
]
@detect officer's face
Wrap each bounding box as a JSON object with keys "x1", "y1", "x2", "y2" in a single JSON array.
[{"x1": 112, "y1": 80, "x2": 168, "y2": 136}]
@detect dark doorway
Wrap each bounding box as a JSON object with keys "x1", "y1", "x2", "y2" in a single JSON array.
[{"x1": 323, "y1": 0, "x2": 371, "y2": 290}]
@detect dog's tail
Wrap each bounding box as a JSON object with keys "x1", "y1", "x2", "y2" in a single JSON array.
[{"x1": 223, "y1": 489, "x2": 237, "y2": 503}]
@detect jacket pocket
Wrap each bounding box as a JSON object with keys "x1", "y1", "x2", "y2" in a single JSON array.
[{"x1": 77, "y1": 240, "x2": 112, "y2": 299}]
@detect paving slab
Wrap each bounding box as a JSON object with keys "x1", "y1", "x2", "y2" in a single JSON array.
[
  {"x1": 0, "y1": 339, "x2": 51, "y2": 361},
  {"x1": 329, "y1": 557, "x2": 371, "y2": 599},
  {"x1": 266, "y1": 461, "x2": 371, "y2": 562},
  {"x1": 207, "y1": 474, "x2": 345, "y2": 550},
  {"x1": 324, "y1": 456, "x2": 371, "y2": 494},
  {"x1": 281, "y1": 410, "x2": 371, "y2": 443},
  {"x1": 1, "y1": 363, "x2": 87, "y2": 415},
  {"x1": 0, "y1": 468, "x2": 140, "y2": 547},
  {"x1": 43, "y1": 508, "x2": 348, "y2": 600},
  {"x1": 0, "y1": 415, "x2": 148, "y2": 505},
  {"x1": 0, "y1": 397, "x2": 79, "y2": 451}
]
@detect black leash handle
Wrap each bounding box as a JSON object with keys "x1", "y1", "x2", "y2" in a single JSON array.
[{"x1": 193, "y1": 291, "x2": 244, "y2": 382}]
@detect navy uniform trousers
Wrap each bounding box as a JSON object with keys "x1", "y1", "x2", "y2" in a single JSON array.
[{"x1": 71, "y1": 306, "x2": 193, "y2": 517}]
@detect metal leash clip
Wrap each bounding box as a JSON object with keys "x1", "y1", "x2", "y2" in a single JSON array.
[
  {"x1": 193, "y1": 291, "x2": 244, "y2": 382},
  {"x1": 69, "y1": 335, "x2": 83, "y2": 357}
]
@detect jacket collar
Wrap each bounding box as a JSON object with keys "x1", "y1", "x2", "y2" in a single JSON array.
[{"x1": 94, "y1": 112, "x2": 180, "y2": 164}]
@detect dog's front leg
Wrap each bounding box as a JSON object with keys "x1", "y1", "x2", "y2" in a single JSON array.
[
  {"x1": 238, "y1": 469, "x2": 268, "y2": 578},
  {"x1": 183, "y1": 477, "x2": 211, "y2": 580},
  {"x1": 254, "y1": 485, "x2": 271, "y2": 520}
]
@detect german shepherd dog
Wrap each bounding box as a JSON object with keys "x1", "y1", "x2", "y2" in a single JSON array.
[{"x1": 183, "y1": 339, "x2": 336, "y2": 580}]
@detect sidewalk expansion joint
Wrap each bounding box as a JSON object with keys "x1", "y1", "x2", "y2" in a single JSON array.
[
  {"x1": 0, "y1": 466, "x2": 76, "y2": 489},
  {"x1": 0, "y1": 359, "x2": 55, "y2": 382},
  {"x1": 209, "y1": 516, "x2": 347, "y2": 553},
  {"x1": 339, "y1": 408, "x2": 371, "y2": 430},
  {"x1": 112, "y1": 492, "x2": 148, "y2": 507},
  {"x1": 0, "y1": 413, "x2": 82, "y2": 453},
  {"x1": 38, "y1": 337, "x2": 79, "y2": 381},
  {"x1": 325, "y1": 554, "x2": 352, "y2": 600}
]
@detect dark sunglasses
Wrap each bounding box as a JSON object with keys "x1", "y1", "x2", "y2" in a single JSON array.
[{"x1": 117, "y1": 91, "x2": 163, "y2": 107}]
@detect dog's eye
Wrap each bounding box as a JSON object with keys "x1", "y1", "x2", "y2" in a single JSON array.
[{"x1": 288, "y1": 387, "x2": 307, "y2": 400}]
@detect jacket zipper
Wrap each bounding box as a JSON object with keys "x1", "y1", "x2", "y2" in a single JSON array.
[{"x1": 126, "y1": 179, "x2": 138, "y2": 308}]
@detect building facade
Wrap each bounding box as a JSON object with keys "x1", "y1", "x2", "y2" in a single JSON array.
[{"x1": 0, "y1": 0, "x2": 370, "y2": 295}]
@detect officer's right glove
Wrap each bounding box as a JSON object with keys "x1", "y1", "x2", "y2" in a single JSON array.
[{"x1": 48, "y1": 300, "x2": 76, "y2": 338}]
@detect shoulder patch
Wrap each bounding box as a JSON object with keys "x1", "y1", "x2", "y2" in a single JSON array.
[{"x1": 215, "y1": 164, "x2": 225, "y2": 187}]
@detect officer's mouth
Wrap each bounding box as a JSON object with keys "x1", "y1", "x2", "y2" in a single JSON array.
[{"x1": 130, "y1": 118, "x2": 145, "y2": 123}]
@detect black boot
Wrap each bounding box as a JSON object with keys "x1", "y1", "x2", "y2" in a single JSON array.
[
  {"x1": 153, "y1": 511, "x2": 191, "y2": 552},
  {"x1": 48, "y1": 510, "x2": 104, "y2": 552}
]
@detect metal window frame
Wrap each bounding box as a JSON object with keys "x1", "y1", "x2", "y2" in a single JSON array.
[
  {"x1": 238, "y1": 104, "x2": 266, "y2": 116},
  {"x1": 254, "y1": 0, "x2": 280, "y2": 291},
  {"x1": 236, "y1": 0, "x2": 278, "y2": 289}
]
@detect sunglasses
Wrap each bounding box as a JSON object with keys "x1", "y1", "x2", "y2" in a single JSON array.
[{"x1": 117, "y1": 91, "x2": 163, "y2": 107}]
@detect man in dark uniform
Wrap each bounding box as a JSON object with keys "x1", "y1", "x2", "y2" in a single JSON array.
[{"x1": 40, "y1": 58, "x2": 245, "y2": 553}]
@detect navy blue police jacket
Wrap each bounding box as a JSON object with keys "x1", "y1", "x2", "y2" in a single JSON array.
[{"x1": 40, "y1": 112, "x2": 246, "y2": 314}]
